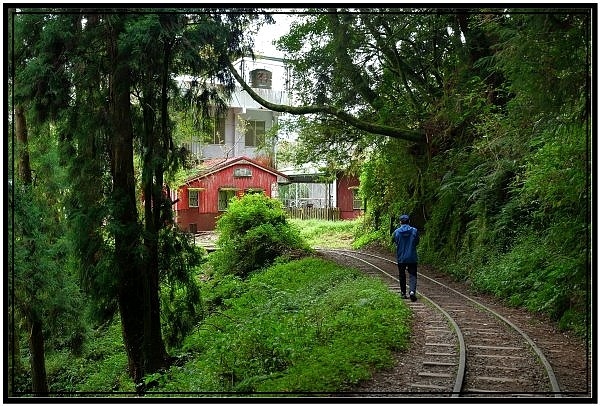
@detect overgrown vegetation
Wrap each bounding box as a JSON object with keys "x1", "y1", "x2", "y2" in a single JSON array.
[
  {"x1": 12, "y1": 195, "x2": 410, "y2": 394},
  {"x1": 277, "y1": 11, "x2": 591, "y2": 337},
  {"x1": 20, "y1": 256, "x2": 410, "y2": 395},
  {"x1": 210, "y1": 194, "x2": 312, "y2": 277},
  {"x1": 9, "y1": 7, "x2": 591, "y2": 396},
  {"x1": 168, "y1": 258, "x2": 411, "y2": 393},
  {"x1": 9, "y1": 9, "x2": 274, "y2": 388},
  {"x1": 289, "y1": 218, "x2": 361, "y2": 249}
]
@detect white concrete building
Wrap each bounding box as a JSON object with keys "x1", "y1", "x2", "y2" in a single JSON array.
[{"x1": 178, "y1": 57, "x2": 291, "y2": 164}]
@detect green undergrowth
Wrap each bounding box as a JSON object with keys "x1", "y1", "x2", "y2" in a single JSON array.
[
  {"x1": 289, "y1": 218, "x2": 362, "y2": 249},
  {"x1": 43, "y1": 318, "x2": 136, "y2": 393},
  {"x1": 149, "y1": 257, "x2": 411, "y2": 394},
  {"x1": 211, "y1": 194, "x2": 312, "y2": 278},
  {"x1": 41, "y1": 256, "x2": 411, "y2": 395}
]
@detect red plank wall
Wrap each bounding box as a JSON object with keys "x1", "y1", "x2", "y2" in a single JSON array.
[
  {"x1": 176, "y1": 163, "x2": 279, "y2": 231},
  {"x1": 336, "y1": 173, "x2": 361, "y2": 220}
]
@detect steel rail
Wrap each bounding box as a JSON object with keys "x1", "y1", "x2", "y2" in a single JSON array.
[
  {"x1": 318, "y1": 248, "x2": 466, "y2": 396},
  {"x1": 323, "y1": 248, "x2": 562, "y2": 397}
]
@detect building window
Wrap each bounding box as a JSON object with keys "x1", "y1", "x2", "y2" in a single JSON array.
[
  {"x1": 251, "y1": 69, "x2": 272, "y2": 89},
  {"x1": 210, "y1": 115, "x2": 226, "y2": 145},
  {"x1": 245, "y1": 120, "x2": 265, "y2": 147},
  {"x1": 350, "y1": 187, "x2": 362, "y2": 210},
  {"x1": 218, "y1": 188, "x2": 238, "y2": 211},
  {"x1": 245, "y1": 188, "x2": 264, "y2": 195},
  {"x1": 188, "y1": 188, "x2": 202, "y2": 208},
  {"x1": 234, "y1": 168, "x2": 252, "y2": 177}
]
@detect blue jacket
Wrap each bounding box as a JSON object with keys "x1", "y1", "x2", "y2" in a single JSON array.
[{"x1": 392, "y1": 224, "x2": 419, "y2": 263}]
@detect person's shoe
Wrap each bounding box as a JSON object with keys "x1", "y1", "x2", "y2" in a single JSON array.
[
  {"x1": 409, "y1": 291, "x2": 417, "y2": 302},
  {"x1": 401, "y1": 293, "x2": 408, "y2": 299}
]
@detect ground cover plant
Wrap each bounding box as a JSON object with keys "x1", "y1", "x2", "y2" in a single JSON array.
[
  {"x1": 289, "y1": 218, "x2": 361, "y2": 249},
  {"x1": 29, "y1": 207, "x2": 411, "y2": 395},
  {"x1": 151, "y1": 257, "x2": 411, "y2": 393},
  {"x1": 36, "y1": 257, "x2": 411, "y2": 395},
  {"x1": 40, "y1": 318, "x2": 135, "y2": 394}
]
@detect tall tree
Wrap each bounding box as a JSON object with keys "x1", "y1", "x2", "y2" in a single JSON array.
[
  {"x1": 12, "y1": 103, "x2": 48, "y2": 394},
  {"x1": 9, "y1": 10, "x2": 83, "y2": 395},
  {"x1": 10, "y1": 8, "x2": 271, "y2": 386},
  {"x1": 252, "y1": 8, "x2": 591, "y2": 330},
  {"x1": 106, "y1": 14, "x2": 161, "y2": 381}
]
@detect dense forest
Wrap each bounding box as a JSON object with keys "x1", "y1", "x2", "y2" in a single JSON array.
[
  {"x1": 267, "y1": 8, "x2": 591, "y2": 332},
  {"x1": 7, "y1": 7, "x2": 592, "y2": 396}
]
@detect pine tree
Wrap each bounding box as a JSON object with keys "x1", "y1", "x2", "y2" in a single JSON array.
[
  {"x1": 10, "y1": 8, "x2": 270, "y2": 387},
  {"x1": 12, "y1": 103, "x2": 49, "y2": 394}
]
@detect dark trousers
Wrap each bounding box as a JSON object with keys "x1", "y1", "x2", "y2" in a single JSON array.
[{"x1": 398, "y1": 262, "x2": 417, "y2": 295}]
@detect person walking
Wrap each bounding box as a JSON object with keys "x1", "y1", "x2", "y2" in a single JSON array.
[{"x1": 392, "y1": 214, "x2": 419, "y2": 301}]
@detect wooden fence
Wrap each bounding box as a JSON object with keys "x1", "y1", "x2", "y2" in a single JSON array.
[{"x1": 284, "y1": 207, "x2": 340, "y2": 221}]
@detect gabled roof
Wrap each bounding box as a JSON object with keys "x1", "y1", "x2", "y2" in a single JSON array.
[{"x1": 183, "y1": 156, "x2": 290, "y2": 185}]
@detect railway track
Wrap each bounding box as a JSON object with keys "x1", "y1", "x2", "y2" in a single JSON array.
[{"x1": 317, "y1": 248, "x2": 562, "y2": 398}]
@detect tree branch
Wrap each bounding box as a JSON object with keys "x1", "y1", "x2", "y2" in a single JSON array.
[
  {"x1": 327, "y1": 12, "x2": 380, "y2": 108},
  {"x1": 226, "y1": 58, "x2": 425, "y2": 143}
]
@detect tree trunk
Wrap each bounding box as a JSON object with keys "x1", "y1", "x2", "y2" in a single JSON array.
[
  {"x1": 107, "y1": 17, "x2": 146, "y2": 384},
  {"x1": 143, "y1": 199, "x2": 167, "y2": 373},
  {"x1": 28, "y1": 315, "x2": 48, "y2": 394},
  {"x1": 141, "y1": 150, "x2": 168, "y2": 374},
  {"x1": 8, "y1": 305, "x2": 21, "y2": 396},
  {"x1": 139, "y1": 35, "x2": 176, "y2": 372},
  {"x1": 15, "y1": 104, "x2": 49, "y2": 395},
  {"x1": 15, "y1": 105, "x2": 32, "y2": 185},
  {"x1": 144, "y1": 165, "x2": 167, "y2": 372},
  {"x1": 140, "y1": 91, "x2": 168, "y2": 374},
  {"x1": 107, "y1": 16, "x2": 168, "y2": 385}
]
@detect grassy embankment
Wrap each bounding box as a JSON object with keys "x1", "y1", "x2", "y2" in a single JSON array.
[
  {"x1": 37, "y1": 219, "x2": 411, "y2": 395},
  {"x1": 289, "y1": 218, "x2": 359, "y2": 249}
]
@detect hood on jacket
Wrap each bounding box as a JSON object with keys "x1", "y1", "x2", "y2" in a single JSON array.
[{"x1": 397, "y1": 224, "x2": 413, "y2": 234}]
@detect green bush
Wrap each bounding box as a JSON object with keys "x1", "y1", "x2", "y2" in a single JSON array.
[
  {"x1": 470, "y1": 224, "x2": 588, "y2": 333},
  {"x1": 351, "y1": 217, "x2": 391, "y2": 250},
  {"x1": 210, "y1": 194, "x2": 311, "y2": 277},
  {"x1": 41, "y1": 257, "x2": 412, "y2": 394},
  {"x1": 196, "y1": 272, "x2": 246, "y2": 314}
]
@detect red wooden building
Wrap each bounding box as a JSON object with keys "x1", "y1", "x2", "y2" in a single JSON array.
[
  {"x1": 174, "y1": 156, "x2": 289, "y2": 232},
  {"x1": 336, "y1": 173, "x2": 363, "y2": 220}
]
